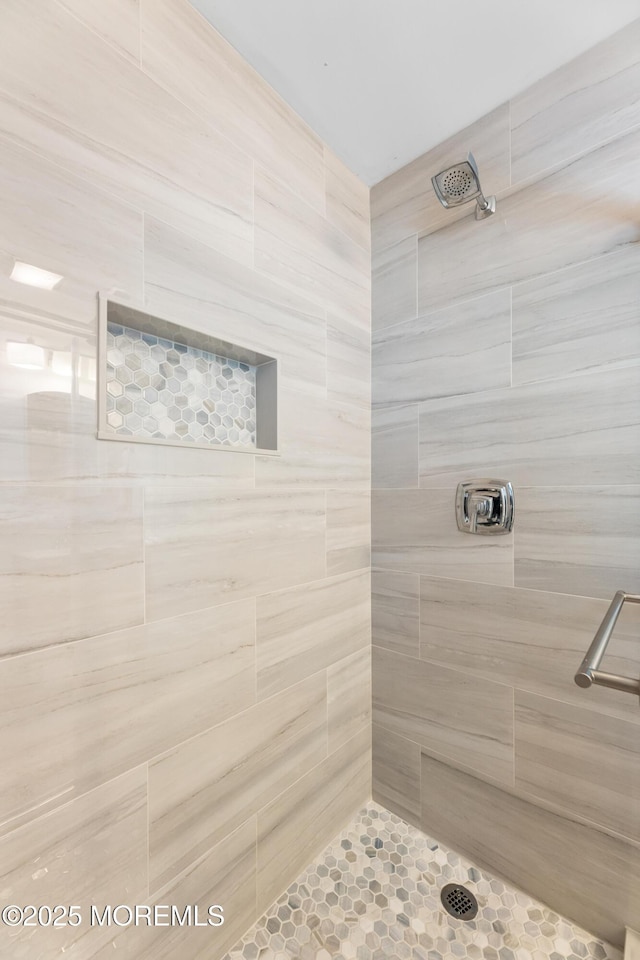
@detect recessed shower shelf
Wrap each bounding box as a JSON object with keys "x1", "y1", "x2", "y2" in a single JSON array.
[{"x1": 97, "y1": 298, "x2": 278, "y2": 455}]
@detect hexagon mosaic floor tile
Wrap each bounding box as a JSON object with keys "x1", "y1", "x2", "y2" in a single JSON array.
[
  {"x1": 223, "y1": 805, "x2": 621, "y2": 960},
  {"x1": 105, "y1": 321, "x2": 257, "y2": 448}
]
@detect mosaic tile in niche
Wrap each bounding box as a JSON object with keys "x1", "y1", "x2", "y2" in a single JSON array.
[{"x1": 105, "y1": 322, "x2": 257, "y2": 448}]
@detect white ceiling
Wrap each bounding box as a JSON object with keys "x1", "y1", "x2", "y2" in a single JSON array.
[{"x1": 191, "y1": 0, "x2": 640, "y2": 186}]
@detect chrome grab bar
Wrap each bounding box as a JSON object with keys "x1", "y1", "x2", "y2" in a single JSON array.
[{"x1": 574, "y1": 590, "x2": 640, "y2": 697}]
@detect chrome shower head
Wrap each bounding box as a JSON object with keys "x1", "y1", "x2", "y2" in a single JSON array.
[{"x1": 431, "y1": 152, "x2": 496, "y2": 220}]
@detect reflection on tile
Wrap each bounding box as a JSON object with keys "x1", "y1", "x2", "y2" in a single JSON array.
[
  {"x1": 328, "y1": 646, "x2": 371, "y2": 752},
  {"x1": 512, "y1": 247, "x2": 640, "y2": 385},
  {"x1": 371, "y1": 103, "x2": 510, "y2": 255},
  {"x1": 326, "y1": 313, "x2": 370, "y2": 410},
  {"x1": 511, "y1": 19, "x2": 640, "y2": 183},
  {"x1": 325, "y1": 146, "x2": 370, "y2": 251},
  {"x1": 515, "y1": 691, "x2": 640, "y2": 843},
  {"x1": 144, "y1": 487, "x2": 326, "y2": 621},
  {"x1": 149, "y1": 673, "x2": 326, "y2": 891},
  {"x1": 373, "y1": 645, "x2": 514, "y2": 784},
  {"x1": 372, "y1": 236, "x2": 417, "y2": 332},
  {"x1": 372, "y1": 402, "x2": 418, "y2": 488},
  {"x1": 373, "y1": 725, "x2": 421, "y2": 822},
  {"x1": 372, "y1": 570, "x2": 420, "y2": 657},
  {"x1": 373, "y1": 289, "x2": 511, "y2": 403},
  {"x1": 373, "y1": 488, "x2": 513, "y2": 585},
  {"x1": 256, "y1": 570, "x2": 370, "y2": 700},
  {"x1": 0, "y1": 600, "x2": 255, "y2": 834},
  {"x1": 57, "y1": 0, "x2": 140, "y2": 63},
  {"x1": 256, "y1": 728, "x2": 370, "y2": 912},
  {"x1": 418, "y1": 127, "x2": 640, "y2": 314},
  {"x1": 421, "y1": 751, "x2": 640, "y2": 947},
  {"x1": 327, "y1": 488, "x2": 370, "y2": 575},
  {"x1": 0, "y1": 485, "x2": 144, "y2": 657},
  {"x1": 0, "y1": 0, "x2": 253, "y2": 263},
  {"x1": 515, "y1": 486, "x2": 640, "y2": 600},
  {"x1": 419, "y1": 367, "x2": 640, "y2": 487},
  {"x1": 141, "y1": 0, "x2": 325, "y2": 210},
  {"x1": 0, "y1": 768, "x2": 147, "y2": 960},
  {"x1": 419, "y1": 576, "x2": 640, "y2": 721}
]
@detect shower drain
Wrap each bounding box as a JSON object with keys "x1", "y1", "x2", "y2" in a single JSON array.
[{"x1": 440, "y1": 883, "x2": 479, "y2": 920}]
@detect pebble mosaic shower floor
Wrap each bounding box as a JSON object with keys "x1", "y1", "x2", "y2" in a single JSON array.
[{"x1": 223, "y1": 805, "x2": 621, "y2": 960}]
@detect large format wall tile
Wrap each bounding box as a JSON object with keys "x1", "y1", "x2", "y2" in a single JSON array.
[
  {"x1": 373, "y1": 289, "x2": 511, "y2": 403},
  {"x1": 327, "y1": 313, "x2": 370, "y2": 410},
  {"x1": 256, "y1": 727, "x2": 370, "y2": 912},
  {"x1": 328, "y1": 646, "x2": 371, "y2": 752},
  {"x1": 373, "y1": 488, "x2": 513, "y2": 585},
  {"x1": 373, "y1": 645, "x2": 514, "y2": 784},
  {"x1": 420, "y1": 752, "x2": 640, "y2": 947},
  {"x1": 0, "y1": 600, "x2": 255, "y2": 835},
  {"x1": 144, "y1": 487, "x2": 326, "y2": 621},
  {"x1": 420, "y1": 576, "x2": 640, "y2": 721},
  {"x1": 57, "y1": 0, "x2": 140, "y2": 63},
  {"x1": 419, "y1": 367, "x2": 640, "y2": 487},
  {"x1": 0, "y1": 768, "x2": 147, "y2": 960},
  {"x1": 512, "y1": 247, "x2": 640, "y2": 385},
  {"x1": 141, "y1": 0, "x2": 325, "y2": 211},
  {"x1": 256, "y1": 570, "x2": 370, "y2": 700},
  {"x1": 418, "y1": 127, "x2": 640, "y2": 314},
  {"x1": 0, "y1": 485, "x2": 144, "y2": 657},
  {"x1": 326, "y1": 488, "x2": 370, "y2": 575},
  {"x1": 148, "y1": 673, "x2": 327, "y2": 891},
  {"x1": 372, "y1": 403, "x2": 418, "y2": 488},
  {"x1": 372, "y1": 724, "x2": 421, "y2": 823},
  {"x1": 324, "y1": 146, "x2": 371, "y2": 251},
  {"x1": 372, "y1": 236, "x2": 417, "y2": 332},
  {"x1": 372, "y1": 570, "x2": 420, "y2": 658},
  {"x1": 515, "y1": 691, "x2": 640, "y2": 843},
  {"x1": 371, "y1": 103, "x2": 510, "y2": 255},
  {"x1": 511, "y1": 19, "x2": 640, "y2": 184},
  {"x1": 0, "y1": 0, "x2": 253, "y2": 264},
  {"x1": 515, "y1": 486, "x2": 640, "y2": 599}
]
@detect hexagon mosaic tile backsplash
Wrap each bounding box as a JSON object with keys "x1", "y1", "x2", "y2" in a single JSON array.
[
  {"x1": 223, "y1": 805, "x2": 621, "y2": 960},
  {"x1": 105, "y1": 321, "x2": 257, "y2": 448}
]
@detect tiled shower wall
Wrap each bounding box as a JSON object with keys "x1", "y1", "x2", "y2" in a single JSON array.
[
  {"x1": 371, "y1": 19, "x2": 640, "y2": 949},
  {"x1": 0, "y1": 1, "x2": 370, "y2": 957}
]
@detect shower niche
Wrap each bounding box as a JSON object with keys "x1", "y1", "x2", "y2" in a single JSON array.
[{"x1": 97, "y1": 298, "x2": 278, "y2": 454}]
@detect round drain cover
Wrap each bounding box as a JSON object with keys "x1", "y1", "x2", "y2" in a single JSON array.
[{"x1": 440, "y1": 883, "x2": 479, "y2": 920}]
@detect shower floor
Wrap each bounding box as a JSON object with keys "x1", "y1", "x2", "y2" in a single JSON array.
[{"x1": 222, "y1": 804, "x2": 621, "y2": 960}]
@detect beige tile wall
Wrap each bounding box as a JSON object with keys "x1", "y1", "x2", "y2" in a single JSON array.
[
  {"x1": 371, "y1": 18, "x2": 640, "y2": 947},
  {"x1": 0, "y1": 1, "x2": 370, "y2": 957}
]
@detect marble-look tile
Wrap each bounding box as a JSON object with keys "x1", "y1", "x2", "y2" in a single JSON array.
[
  {"x1": 144, "y1": 487, "x2": 326, "y2": 621},
  {"x1": 371, "y1": 402, "x2": 419, "y2": 488},
  {"x1": 372, "y1": 488, "x2": 513, "y2": 585},
  {"x1": 326, "y1": 313, "x2": 370, "y2": 410},
  {"x1": 419, "y1": 576, "x2": 640, "y2": 721},
  {"x1": 254, "y1": 168, "x2": 370, "y2": 326},
  {"x1": 141, "y1": 0, "x2": 325, "y2": 211},
  {"x1": 372, "y1": 724, "x2": 421, "y2": 823},
  {"x1": 373, "y1": 645, "x2": 514, "y2": 784},
  {"x1": 419, "y1": 367, "x2": 640, "y2": 487},
  {"x1": 0, "y1": 485, "x2": 143, "y2": 657},
  {"x1": 256, "y1": 727, "x2": 370, "y2": 912},
  {"x1": 0, "y1": 768, "x2": 147, "y2": 960},
  {"x1": 418, "y1": 127, "x2": 640, "y2": 314},
  {"x1": 0, "y1": 600, "x2": 255, "y2": 835},
  {"x1": 515, "y1": 691, "x2": 640, "y2": 843},
  {"x1": 0, "y1": 134, "x2": 142, "y2": 323},
  {"x1": 148, "y1": 673, "x2": 326, "y2": 891},
  {"x1": 256, "y1": 570, "x2": 370, "y2": 701},
  {"x1": 0, "y1": 0, "x2": 253, "y2": 264},
  {"x1": 512, "y1": 246, "x2": 640, "y2": 385},
  {"x1": 372, "y1": 236, "x2": 417, "y2": 332},
  {"x1": 420, "y1": 751, "x2": 640, "y2": 947},
  {"x1": 511, "y1": 19, "x2": 640, "y2": 184},
  {"x1": 324, "y1": 146, "x2": 370, "y2": 251},
  {"x1": 515, "y1": 486, "x2": 640, "y2": 600},
  {"x1": 94, "y1": 819, "x2": 257, "y2": 960},
  {"x1": 371, "y1": 103, "x2": 510, "y2": 255},
  {"x1": 373, "y1": 289, "x2": 511, "y2": 403},
  {"x1": 57, "y1": 0, "x2": 140, "y2": 63},
  {"x1": 328, "y1": 646, "x2": 371, "y2": 752},
  {"x1": 372, "y1": 570, "x2": 420, "y2": 658},
  {"x1": 327, "y1": 488, "x2": 370, "y2": 575}
]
